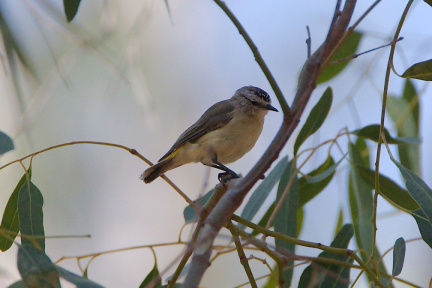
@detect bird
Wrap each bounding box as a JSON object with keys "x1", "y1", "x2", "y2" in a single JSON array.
[{"x1": 141, "y1": 86, "x2": 278, "y2": 183}]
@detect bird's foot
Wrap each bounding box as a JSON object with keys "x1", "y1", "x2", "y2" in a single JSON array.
[{"x1": 218, "y1": 172, "x2": 239, "y2": 183}]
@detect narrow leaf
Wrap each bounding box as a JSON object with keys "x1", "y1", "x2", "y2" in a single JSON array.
[
  {"x1": 18, "y1": 181, "x2": 45, "y2": 251},
  {"x1": 183, "y1": 189, "x2": 214, "y2": 223},
  {"x1": 317, "y1": 31, "x2": 363, "y2": 84},
  {"x1": 274, "y1": 160, "x2": 298, "y2": 287},
  {"x1": 306, "y1": 153, "x2": 346, "y2": 183},
  {"x1": 240, "y1": 156, "x2": 289, "y2": 225},
  {"x1": 298, "y1": 156, "x2": 335, "y2": 207},
  {"x1": 0, "y1": 130, "x2": 14, "y2": 155},
  {"x1": 354, "y1": 124, "x2": 421, "y2": 144},
  {"x1": 17, "y1": 245, "x2": 60, "y2": 288},
  {"x1": 139, "y1": 262, "x2": 161, "y2": 288},
  {"x1": 357, "y1": 166, "x2": 419, "y2": 211},
  {"x1": 63, "y1": 0, "x2": 82, "y2": 22},
  {"x1": 0, "y1": 169, "x2": 31, "y2": 251},
  {"x1": 401, "y1": 59, "x2": 432, "y2": 81},
  {"x1": 57, "y1": 266, "x2": 105, "y2": 288},
  {"x1": 412, "y1": 209, "x2": 432, "y2": 249},
  {"x1": 294, "y1": 87, "x2": 333, "y2": 155},
  {"x1": 298, "y1": 224, "x2": 354, "y2": 288},
  {"x1": 392, "y1": 237, "x2": 406, "y2": 277}
]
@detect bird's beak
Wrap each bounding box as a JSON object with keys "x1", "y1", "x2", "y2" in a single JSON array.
[{"x1": 265, "y1": 104, "x2": 278, "y2": 112}]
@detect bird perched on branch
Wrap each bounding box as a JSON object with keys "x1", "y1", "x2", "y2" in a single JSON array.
[{"x1": 141, "y1": 86, "x2": 278, "y2": 183}]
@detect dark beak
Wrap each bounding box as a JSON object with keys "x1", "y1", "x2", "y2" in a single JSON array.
[{"x1": 265, "y1": 104, "x2": 278, "y2": 112}]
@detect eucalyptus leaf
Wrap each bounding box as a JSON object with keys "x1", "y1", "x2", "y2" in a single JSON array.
[
  {"x1": 183, "y1": 189, "x2": 214, "y2": 223},
  {"x1": 139, "y1": 262, "x2": 161, "y2": 288},
  {"x1": 0, "y1": 130, "x2": 14, "y2": 155},
  {"x1": 63, "y1": 0, "x2": 82, "y2": 22},
  {"x1": 57, "y1": 266, "x2": 105, "y2": 287},
  {"x1": 354, "y1": 124, "x2": 420, "y2": 144},
  {"x1": 401, "y1": 59, "x2": 432, "y2": 81},
  {"x1": 305, "y1": 153, "x2": 346, "y2": 183},
  {"x1": 392, "y1": 237, "x2": 406, "y2": 277},
  {"x1": 412, "y1": 209, "x2": 432, "y2": 249}
]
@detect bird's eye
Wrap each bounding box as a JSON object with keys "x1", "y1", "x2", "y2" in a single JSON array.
[{"x1": 250, "y1": 100, "x2": 260, "y2": 106}]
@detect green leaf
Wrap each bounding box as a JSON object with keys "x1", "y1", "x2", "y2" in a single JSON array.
[
  {"x1": 18, "y1": 181, "x2": 45, "y2": 251},
  {"x1": 334, "y1": 208, "x2": 344, "y2": 238},
  {"x1": 349, "y1": 143, "x2": 373, "y2": 256},
  {"x1": 139, "y1": 262, "x2": 161, "y2": 288},
  {"x1": 0, "y1": 169, "x2": 32, "y2": 251},
  {"x1": 299, "y1": 156, "x2": 335, "y2": 207},
  {"x1": 183, "y1": 189, "x2": 214, "y2": 224},
  {"x1": 274, "y1": 160, "x2": 298, "y2": 287},
  {"x1": 262, "y1": 266, "x2": 278, "y2": 288},
  {"x1": 7, "y1": 281, "x2": 26, "y2": 288},
  {"x1": 317, "y1": 31, "x2": 362, "y2": 84},
  {"x1": 160, "y1": 284, "x2": 183, "y2": 288},
  {"x1": 17, "y1": 245, "x2": 60, "y2": 288},
  {"x1": 392, "y1": 237, "x2": 406, "y2": 277},
  {"x1": 353, "y1": 124, "x2": 420, "y2": 144},
  {"x1": 306, "y1": 154, "x2": 346, "y2": 183},
  {"x1": 0, "y1": 130, "x2": 14, "y2": 155},
  {"x1": 63, "y1": 0, "x2": 82, "y2": 22},
  {"x1": 412, "y1": 209, "x2": 432, "y2": 249},
  {"x1": 401, "y1": 59, "x2": 432, "y2": 81},
  {"x1": 298, "y1": 224, "x2": 354, "y2": 288},
  {"x1": 240, "y1": 156, "x2": 289, "y2": 226},
  {"x1": 57, "y1": 266, "x2": 105, "y2": 287},
  {"x1": 357, "y1": 166, "x2": 419, "y2": 211},
  {"x1": 402, "y1": 79, "x2": 420, "y2": 130},
  {"x1": 294, "y1": 87, "x2": 333, "y2": 155}
]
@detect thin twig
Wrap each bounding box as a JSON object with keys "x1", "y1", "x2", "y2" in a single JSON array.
[{"x1": 306, "y1": 26, "x2": 312, "y2": 59}]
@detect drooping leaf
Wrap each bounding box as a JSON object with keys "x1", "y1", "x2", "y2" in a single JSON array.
[
  {"x1": 57, "y1": 266, "x2": 105, "y2": 288},
  {"x1": 274, "y1": 160, "x2": 298, "y2": 287},
  {"x1": 63, "y1": 0, "x2": 82, "y2": 22},
  {"x1": 412, "y1": 209, "x2": 432, "y2": 249},
  {"x1": 298, "y1": 224, "x2": 354, "y2": 288},
  {"x1": 357, "y1": 166, "x2": 419, "y2": 211},
  {"x1": 294, "y1": 87, "x2": 333, "y2": 155},
  {"x1": 240, "y1": 156, "x2": 289, "y2": 226},
  {"x1": 0, "y1": 130, "x2": 14, "y2": 155},
  {"x1": 0, "y1": 169, "x2": 31, "y2": 252},
  {"x1": 183, "y1": 189, "x2": 214, "y2": 224},
  {"x1": 139, "y1": 262, "x2": 161, "y2": 288},
  {"x1": 17, "y1": 245, "x2": 60, "y2": 288},
  {"x1": 298, "y1": 156, "x2": 335, "y2": 207},
  {"x1": 317, "y1": 31, "x2": 363, "y2": 84},
  {"x1": 401, "y1": 59, "x2": 432, "y2": 81},
  {"x1": 392, "y1": 237, "x2": 406, "y2": 277},
  {"x1": 18, "y1": 181, "x2": 45, "y2": 251},
  {"x1": 353, "y1": 124, "x2": 420, "y2": 144},
  {"x1": 349, "y1": 142, "x2": 373, "y2": 257}
]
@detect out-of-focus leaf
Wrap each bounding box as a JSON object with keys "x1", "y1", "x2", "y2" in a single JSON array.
[
  {"x1": 0, "y1": 130, "x2": 14, "y2": 155},
  {"x1": 334, "y1": 208, "x2": 344, "y2": 238},
  {"x1": 294, "y1": 87, "x2": 333, "y2": 155},
  {"x1": 139, "y1": 262, "x2": 161, "y2": 288},
  {"x1": 274, "y1": 160, "x2": 298, "y2": 287},
  {"x1": 240, "y1": 156, "x2": 289, "y2": 227},
  {"x1": 317, "y1": 31, "x2": 363, "y2": 84},
  {"x1": 57, "y1": 266, "x2": 105, "y2": 287},
  {"x1": 298, "y1": 224, "x2": 354, "y2": 288},
  {"x1": 357, "y1": 166, "x2": 419, "y2": 211},
  {"x1": 306, "y1": 154, "x2": 346, "y2": 183},
  {"x1": 183, "y1": 189, "x2": 213, "y2": 224},
  {"x1": 7, "y1": 281, "x2": 25, "y2": 288},
  {"x1": 63, "y1": 0, "x2": 82, "y2": 22},
  {"x1": 18, "y1": 181, "x2": 45, "y2": 251},
  {"x1": 166, "y1": 263, "x2": 190, "y2": 283},
  {"x1": 412, "y1": 209, "x2": 432, "y2": 249},
  {"x1": 160, "y1": 284, "x2": 183, "y2": 288},
  {"x1": 0, "y1": 169, "x2": 31, "y2": 251},
  {"x1": 401, "y1": 59, "x2": 432, "y2": 81},
  {"x1": 17, "y1": 245, "x2": 60, "y2": 288},
  {"x1": 299, "y1": 156, "x2": 335, "y2": 207},
  {"x1": 353, "y1": 124, "x2": 420, "y2": 144},
  {"x1": 403, "y1": 79, "x2": 420, "y2": 129},
  {"x1": 262, "y1": 266, "x2": 278, "y2": 288},
  {"x1": 392, "y1": 237, "x2": 406, "y2": 277},
  {"x1": 349, "y1": 143, "x2": 373, "y2": 256}
]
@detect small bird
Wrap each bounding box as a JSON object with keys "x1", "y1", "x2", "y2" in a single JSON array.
[{"x1": 141, "y1": 86, "x2": 278, "y2": 183}]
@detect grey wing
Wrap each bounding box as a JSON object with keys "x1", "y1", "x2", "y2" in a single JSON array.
[{"x1": 158, "y1": 100, "x2": 235, "y2": 161}]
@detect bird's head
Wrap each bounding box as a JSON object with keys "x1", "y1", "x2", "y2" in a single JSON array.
[{"x1": 234, "y1": 86, "x2": 278, "y2": 113}]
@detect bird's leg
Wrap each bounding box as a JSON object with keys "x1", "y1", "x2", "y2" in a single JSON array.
[{"x1": 211, "y1": 156, "x2": 239, "y2": 182}]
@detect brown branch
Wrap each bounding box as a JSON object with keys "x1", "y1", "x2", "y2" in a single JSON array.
[{"x1": 182, "y1": 1, "x2": 357, "y2": 288}]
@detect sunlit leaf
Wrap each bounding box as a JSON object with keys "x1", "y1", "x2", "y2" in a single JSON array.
[
  {"x1": 139, "y1": 262, "x2": 161, "y2": 288},
  {"x1": 0, "y1": 130, "x2": 14, "y2": 155},
  {"x1": 392, "y1": 237, "x2": 406, "y2": 277},
  {"x1": 63, "y1": 0, "x2": 82, "y2": 22},
  {"x1": 57, "y1": 266, "x2": 105, "y2": 287},
  {"x1": 0, "y1": 169, "x2": 31, "y2": 252},
  {"x1": 240, "y1": 156, "x2": 288, "y2": 227},
  {"x1": 357, "y1": 166, "x2": 419, "y2": 211},
  {"x1": 298, "y1": 224, "x2": 354, "y2": 288},
  {"x1": 274, "y1": 160, "x2": 298, "y2": 287},
  {"x1": 401, "y1": 59, "x2": 432, "y2": 81},
  {"x1": 17, "y1": 245, "x2": 60, "y2": 288},
  {"x1": 294, "y1": 87, "x2": 333, "y2": 155},
  {"x1": 18, "y1": 181, "x2": 45, "y2": 251},
  {"x1": 353, "y1": 124, "x2": 420, "y2": 144},
  {"x1": 317, "y1": 31, "x2": 363, "y2": 84}
]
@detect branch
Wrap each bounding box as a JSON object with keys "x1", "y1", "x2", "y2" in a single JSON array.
[{"x1": 182, "y1": 1, "x2": 357, "y2": 287}]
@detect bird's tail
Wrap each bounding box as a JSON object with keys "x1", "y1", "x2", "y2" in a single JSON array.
[{"x1": 141, "y1": 158, "x2": 175, "y2": 183}]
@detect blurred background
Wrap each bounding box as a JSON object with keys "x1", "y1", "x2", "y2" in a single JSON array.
[{"x1": 0, "y1": 0, "x2": 431, "y2": 287}]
